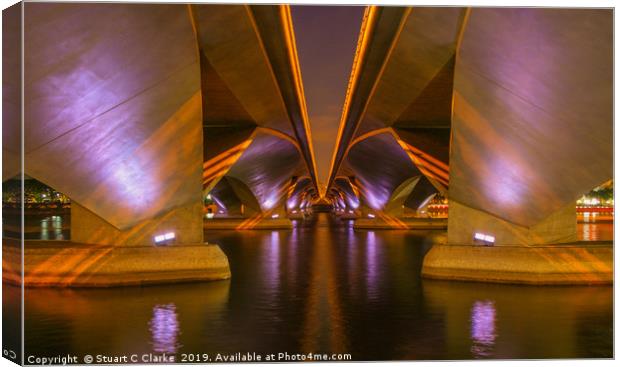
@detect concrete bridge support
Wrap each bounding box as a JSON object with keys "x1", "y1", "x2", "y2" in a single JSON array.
[
  {"x1": 422, "y1": 8, "x2": 613, "y2": 284},
  {"x1": 3, "y1": 3, "x2": 231, "y2": 287}
]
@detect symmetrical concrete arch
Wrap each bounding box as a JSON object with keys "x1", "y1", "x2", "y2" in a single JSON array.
[
  {"x1": 14, "y1": 3, "x2": 320, "y2": 241},
  {"x1": 196, "y1": 4, "x2": 320, "y2": 224},
  {"x1": 327, "y1": 6, "x2": 612, "y2": 247}
]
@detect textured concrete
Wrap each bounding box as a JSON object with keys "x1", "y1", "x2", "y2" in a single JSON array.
[
  {"x1": 23, "y1": 3, "x2": 203, "y2": 230},
  {"x1": 3, "y1": 240, "x2": 230, "y2": 287},
  {"x1": 326, "y1": 7, "x2": 464, "y2": 198},
  {"x1": 447, "y1": 200, "x2": 577, "y2": 246},
  {"x1": 424, "y1": 200, "x2": 593, "y2": 284},
  {"x1": 2, "y1": 3, "x2": 21, "y2": 181},
  {"x1": 194, "y1": 4, "x2": 319, "y2": 201},
  {"x1": 204, "y1": 218, "x2": 293, "y2": 230},
  {"x1": 422, "y1": 242, "x2": 612, "y2": 285},
  {"x1": 354, "y1": 217, "x2": 447, "y2": 230},
  {"x1": 450, "y1": 8, "x2": 612, "y2": 227},
  {"x1": 71, "y1": 201, "x2": 204, "y2": 247}
]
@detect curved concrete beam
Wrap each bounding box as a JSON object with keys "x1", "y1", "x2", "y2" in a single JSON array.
[
  {"x1": 327, "y1": 7, "x2": 465, "y2": 194},
  {"x1": 191, "y1": 4, "x2": 319, "y2": 193},
  {"x1": 450, "y1": 8, "x2": 613, "y2": 227},
  {"x1": 226, "y1": 131, "x2": 306, "y2": 212},
  {"x1": 23, "y1": 3, "x2": 202, "y2": 230},
  {"x1": 286, "y1": 176, "x2": 315, "y2": 209},
  {"x1": 210, "y1": 176, "x2": 262, "y2": 216},
  {"x1": 344, "y1": 131, "x2": 420, "y2": 210},
  {"x1": 326, "y1": 6, "x2": 409, "y2": 190}
]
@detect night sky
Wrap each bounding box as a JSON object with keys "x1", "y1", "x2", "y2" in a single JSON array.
[{"x1": 291, "y1": 5, "x2": 365, "y2": 190}]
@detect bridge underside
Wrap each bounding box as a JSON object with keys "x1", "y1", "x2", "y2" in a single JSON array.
[
  {"x1": 3, "y1": 3, "x2": 320, "y2": 285},
  {"x1": 327, "y1": 7, "x2": 612, "y2": 283},
  {"x1": 2, "y1": 5, "x2": 613, "y2": 286}
]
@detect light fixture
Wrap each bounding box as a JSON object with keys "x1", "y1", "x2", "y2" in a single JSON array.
[
  {"x1": 271, "y1": 214, "x2": 280, "y2": 219},
  {"x1": 206, "y1": 213, "x2": 214, "y2": 219},
  {"x1": 474, "y1": 232, "x2": 495, "y2": 246},
  {"x1": 368, "y1": 213, "x2": 375, "y2": 218},
  {"x1": 154, "y1": 232, "x2": 175, "y2": 245}
]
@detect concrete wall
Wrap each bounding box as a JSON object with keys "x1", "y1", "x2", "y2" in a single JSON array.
[
  {"x1": 23, "y1": 3, "x2": 203, "y2": 231},
  {"x1": 447, "y1": 200, "x2": 577, "y2": 246},
  {"x1": 449, "y1": 8, "x2": 612, "y2": 228},
  {"x1": 71, "y1": 201, "x2": 203, "y2": 247}
]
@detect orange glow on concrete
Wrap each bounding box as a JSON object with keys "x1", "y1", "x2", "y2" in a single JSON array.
[
  {"x1": 203, "y1": 139, "x2": 253, "y2": 194},
  {"x1": 279, "y1": 4, "x2": 321, "y2": 197},
  {"x1": 326, "y1": 6, "x2": 376, "y2": 190},
  {"x1": 235, "y1": 178, "x2": 296, "y2": 230}
]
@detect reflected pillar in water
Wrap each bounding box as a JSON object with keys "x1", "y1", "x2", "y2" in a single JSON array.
[
  {"x1": 422, "y1": 280, "x2": 609, "y2": 358},
  {"x1": 149, "y1": 304, "x2": 181, "y2": 353},
  {"x1": 24, "y1": 281, "x2": 230, "y2": 356},
  {"x1": 470, "y1": 300, "x2": 496, "y2": 358}
]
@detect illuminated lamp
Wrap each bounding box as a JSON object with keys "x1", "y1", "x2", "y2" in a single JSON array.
[
  {"x1": 271, "y1": 214, "x2": 280, "y2": 219},
  {"x1": 154, "y1": 232, "x2": 175, "y2": 246},
  {"x1": 368, "y1": 213, "x2": 375, "y2": 218},
  {"x1": 474, "y1": 232, "x2": 495, "y2": 246}
]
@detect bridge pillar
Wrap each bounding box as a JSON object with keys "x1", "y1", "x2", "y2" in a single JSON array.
[
  {"x1": 422, "y1": 201, "x2": 611, "y2": 285},
  {"x1": 9, "y1": 201, "x2": 231, "y2": 287},
  {"x1": 446, "y1": 201, "x2": 577, "y2": 246}
]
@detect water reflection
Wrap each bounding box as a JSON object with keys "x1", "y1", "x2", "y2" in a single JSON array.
[
  {"x1": 578, "y1": 222, "x2": 613, "y2": 241},
  {"x1": 470, "y1": 300, "x2": 497, "y2": 358},
  {"x1": 262, "y1": 231, "x2": 281, "y2": 294},
  {"x1": 16, "y1": 214, "x2": 613, "y2": 360},
  {"x1": 149, "y1": 304, "x2": 181, "y2": 353},
  {"x1": 365, "y1": 231, "x2": 379, "y2": 298},
  {"x1": 40, "y1": 216, "x2": 64, "y2": 240}
]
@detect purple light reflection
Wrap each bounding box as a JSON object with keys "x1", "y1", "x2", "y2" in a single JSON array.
[
  {"x1": 346, "y1": 195, "x2": 360, "y2": 209},
  {"x1": 111, "y1": 158, "x2": 159, "y2": 211},
  {"x1": 470, "y1": 300, "x2": 497, "y2": 358},
  {"x1": 262, "y1": 231, "x2": 281, "y2": 293},
  {"x1": 148, "y1": 303, "x2": 181, "y2": 354},
  {"x1": 365, "y1": 231, "x2": 379, "y2": 298}
]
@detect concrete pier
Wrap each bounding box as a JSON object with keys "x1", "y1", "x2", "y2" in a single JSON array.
[
  {"x1": 2, "y1": 240, "x2": 230, "y2": 287},
  {"x1": 422, "y1": 242, "x2": 612, "y2": 285},
  {"x1": 204, "y1": 217, "x2": 294, "y2": 230},
  {"x1": 354, "y1": 217, "x2": 447, "y2": 230},
  {"x1": 421, "y1": 201, "x2": 612, "y2": 285}
]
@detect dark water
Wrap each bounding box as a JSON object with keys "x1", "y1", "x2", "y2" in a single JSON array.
[
  {"x1": 3, "y1": 214, "x2": 70, "y2": 240},
  {"x1": 9, "y1": 214, "x2": 613, "y2": 361}
]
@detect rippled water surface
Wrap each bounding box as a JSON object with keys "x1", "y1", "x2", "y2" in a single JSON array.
[{"x1": 9, "y1": 214, "x2": 614, "y2": 361}]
